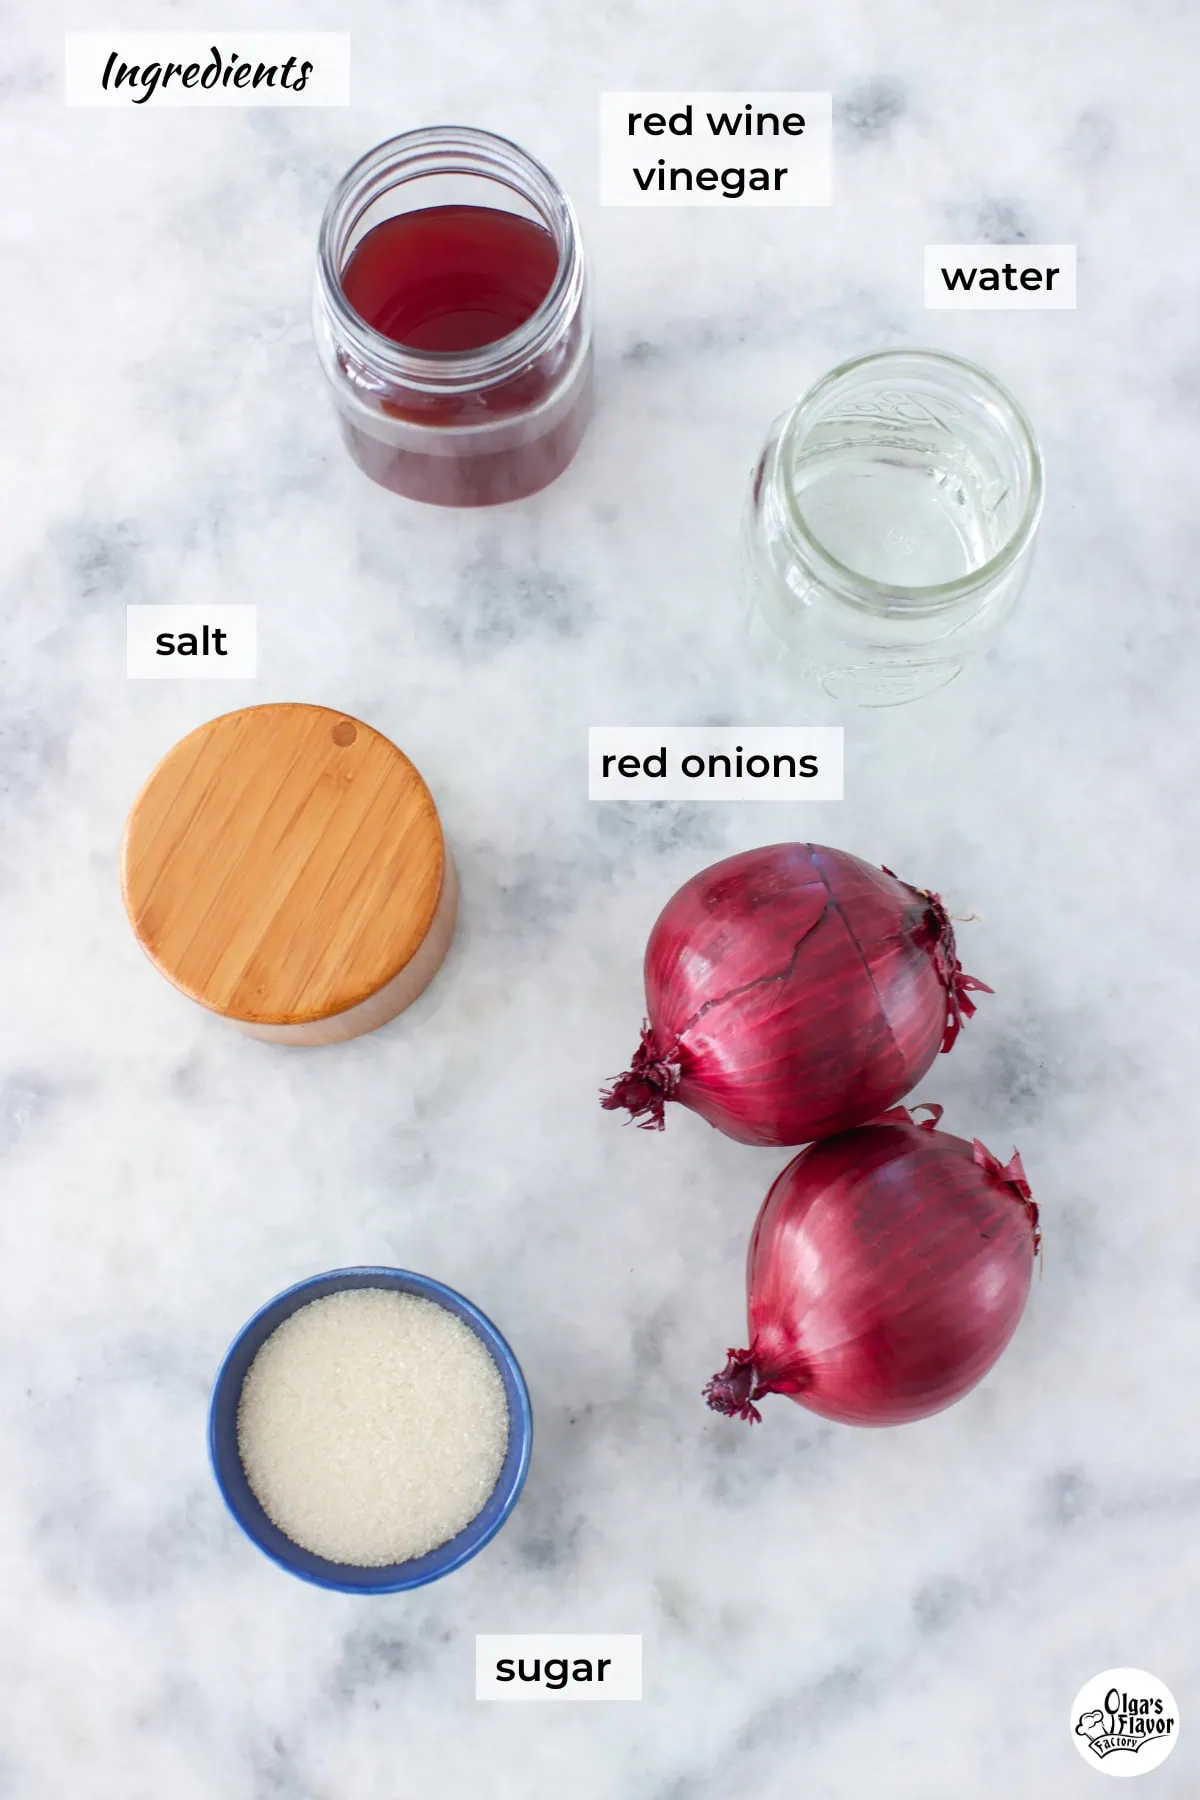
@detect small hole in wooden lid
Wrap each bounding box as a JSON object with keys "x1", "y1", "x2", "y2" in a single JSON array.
[{"x1": 331, "y1": 720, "x2": 357, "y2": 747}]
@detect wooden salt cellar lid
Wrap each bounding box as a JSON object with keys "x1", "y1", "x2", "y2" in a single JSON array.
[{"x1": 121, "y1": 704, "x2": 456, "y2": 1045}]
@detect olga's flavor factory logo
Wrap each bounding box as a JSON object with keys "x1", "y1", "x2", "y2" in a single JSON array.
[{"x1": 1071, "y1": 1668, "x2": 1179, "y2": 1777}]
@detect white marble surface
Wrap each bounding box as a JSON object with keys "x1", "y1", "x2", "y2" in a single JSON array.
[{"x1": 2, "y1": 2, "x2": 1198, "y2": 1795}]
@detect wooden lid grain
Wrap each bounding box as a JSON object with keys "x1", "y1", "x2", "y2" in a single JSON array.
[{"x1": 121, "y1": 704, "x2": 446, "y2": 1027}]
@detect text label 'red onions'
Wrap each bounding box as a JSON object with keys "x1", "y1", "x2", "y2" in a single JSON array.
[{"x1": 588, "y1": 728, "x2": 843, "y2": 801}]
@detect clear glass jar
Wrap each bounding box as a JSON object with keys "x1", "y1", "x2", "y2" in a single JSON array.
[
  {"x1": 740, "y1": 349, "x2": 1044, "y2": 705},
  {"x1": 313, "y1": 127, "x2": 592, "y2": 507}
]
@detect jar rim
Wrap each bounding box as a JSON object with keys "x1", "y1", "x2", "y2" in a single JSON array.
[
  {"x1": 315, "y1": 125, "x2": 584, "y2": 394},
  {"x1": 774, "y1": 348, "x2": 1045, "y2": 610}
]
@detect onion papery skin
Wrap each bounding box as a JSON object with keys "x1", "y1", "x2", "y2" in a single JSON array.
[
  {"x1": 705, "y1": 1109, "x2": 1039, "y2": 1428},
  {"x1": 602, "y1": 844, "x2": 989, "y2": 1147}
]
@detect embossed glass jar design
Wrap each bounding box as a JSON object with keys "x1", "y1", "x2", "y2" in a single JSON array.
[
  {"x1": 740, "y1": 350, "x2": 1044, "y2": 706},
  {"x1": 313, "y1": 127, "x2": 592, "y2": 507}
]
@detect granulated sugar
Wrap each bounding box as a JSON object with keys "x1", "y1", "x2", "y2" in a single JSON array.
[{"x1": 236, "y1": 1288, "x2": 509, "y2": 1566}]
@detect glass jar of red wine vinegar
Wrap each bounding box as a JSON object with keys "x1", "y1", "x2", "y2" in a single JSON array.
[{"x1": 314, "y1": 126, "x2": 593, "y2": 507}]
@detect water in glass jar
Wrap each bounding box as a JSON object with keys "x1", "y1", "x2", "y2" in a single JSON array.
[{"x1": 790, "y1": 437, "x2": 1004, "y2": 589}]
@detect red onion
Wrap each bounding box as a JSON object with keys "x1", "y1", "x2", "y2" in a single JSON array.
[
  {"x1": 602, "y1": 844, "x2": 989, "y2": 1147},
  {"x1": 705, "y1": 1106, "x2": 1039, "y2": 1428}
]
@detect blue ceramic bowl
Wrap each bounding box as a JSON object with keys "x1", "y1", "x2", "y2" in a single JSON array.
[{"x1": 208, "y1": 1266, "x2": 533, "y2": 1593}]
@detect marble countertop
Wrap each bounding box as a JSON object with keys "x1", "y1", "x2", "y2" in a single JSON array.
[{"x1": 2, "y1": 2, "x2": 1198, "y2": 1795}]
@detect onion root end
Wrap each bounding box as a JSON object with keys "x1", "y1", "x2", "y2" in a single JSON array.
[
  {"x1": 601, "y1": 1024, "x2": 681, "y2": 1130},
  {"x1": 704, "y1": 1351, "x2": 764, "y2": 1424}
]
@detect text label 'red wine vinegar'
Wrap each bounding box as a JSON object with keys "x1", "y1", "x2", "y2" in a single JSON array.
[{"x1": 600, "y1": 92, "x2": 832, "y2": 206}]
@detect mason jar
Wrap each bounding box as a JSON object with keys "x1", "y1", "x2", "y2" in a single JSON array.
[
  {"x1": 313, "y1": 126, "x2": 592, "y2": 507},
  {"x1": 740, "y1": 349, "x2": 1044, "y2": 705}
]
